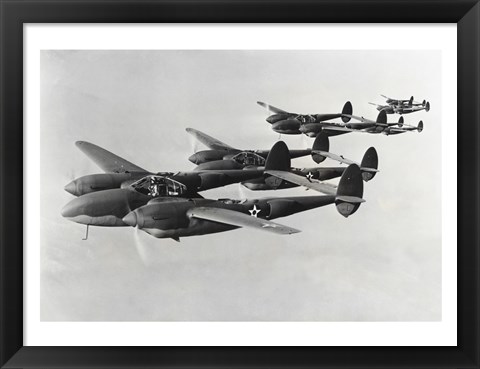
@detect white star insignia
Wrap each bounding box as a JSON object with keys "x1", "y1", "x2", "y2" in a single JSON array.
[
  {"x1": 306, "y1": 172, "x2": 314, "y2": 181},
  {"x1": 249, "y1": 204, "x2": 261, "y2": 217}
]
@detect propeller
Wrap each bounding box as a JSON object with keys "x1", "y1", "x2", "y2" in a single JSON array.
[
  {"x1": 133, "y1": 226, "x2": 151, "y2": 266},
  {"x1": 236, "y1": 182, "x2": 249, "y2": 201},
  {"x1": 187, "y1": 133, "x2": 200, "y2": 154}
]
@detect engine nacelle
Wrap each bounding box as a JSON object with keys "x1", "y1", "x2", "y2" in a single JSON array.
[
  {"x1": 188, "y1": 150, "x2": 227, "y2": 164},
  {"x1": 271, "y1": 119, "x2": 301, "y2": 134},
  {"x1": 194, "y1": 160, "x2": 243, "y2": 171},
  {"x1": 198, "y1": 172, "x2": 228, "y2": 190},
  {"x1": 267, "y1": 199, "x2": 296, "y2": 219},
  {"x1": 64, "y1": 173, "x2": 135, "y2": 196},
  {"x1": 127, "y1": 201, "x2": 191, "y2": 230},
  {"x1": 266, "y1": 113, "x2": 290, "y2": 124}
]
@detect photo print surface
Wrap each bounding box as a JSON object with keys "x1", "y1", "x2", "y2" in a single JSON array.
[{"x1": 41, "y1": 50, "x2": 441, "y2": 321}]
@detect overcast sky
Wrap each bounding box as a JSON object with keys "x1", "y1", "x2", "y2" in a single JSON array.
[{"x1": 40, "y1": 50, "x2": 441, "y2": 321}]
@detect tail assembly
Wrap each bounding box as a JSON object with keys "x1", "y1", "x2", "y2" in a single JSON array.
[
  {"x1": 425, "y1": 101, "x2": 430, "y2": 112},
  {"x1": 341, "y1": 101, "x2": 353, "y2": 123},
  {"x1": 360, "y1": 147, "x2": 379, "y2": 182},
  {"x1": 335, "y1": 164, "x2": 364, "y2": 218},
  {"x1": 408, "y1": 96, "x2": 414, "y2": 107},
  {"x1": 422, "y1": 99, "x2": 426, "y2": 107},
  {"x1": 397, "y1": 116, "x2": 404, "y2": 127},
  {"x1": 264, "y1": 141, "x2": 291, "y2": 189},
  {"x1": 417, "y1": 121, "x2": 424, "y2": 133},
  {"x1": 311, "y1": 132, "x2": 329, "y2": 163},
  {"x1": 376, "y1": 110, "x2": 387, "y2": 125},
  {"x1": 369, "y1": 102, "x2": 383, "y2": 111}
]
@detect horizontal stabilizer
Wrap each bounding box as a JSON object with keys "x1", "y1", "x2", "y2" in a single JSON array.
[
  {"x1": 265, "y1": 170, "x2": 337, "y2": 195},
  {"x1": 311, "y1": 150, "x2": 356, "y2": 166},
  {"x1": 336, "y1": 196, "x2": 365, "y2": 203},
  {"x1": 187, "y1": 207, "x2": 300, "y2": 235}
]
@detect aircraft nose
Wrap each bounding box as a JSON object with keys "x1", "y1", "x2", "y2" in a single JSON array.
[
  {"x1": 61, "y1": 198, "x2": 79, "y2": 218},
  {"x1": 64, "y1": 180, "x2": 77, "y2": 196},
  {"x1": 188, "y1": 153, "x2": 198, "y2": 164},
  {"x1": 122, "y1": 211, "x2": 137, "y2": 227}
]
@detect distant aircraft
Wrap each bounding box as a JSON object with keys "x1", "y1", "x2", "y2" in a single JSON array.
[
  {"x1": 241, "y1": 133, "x2": 379, "y2": 191},
  {"x1": 257, "y1": 100, "x2": 354, "y2": 137},
  {"x1": 122, "y1": 162, "x2": 365, "y2": 240},
  {"x1": 186, "y1": 127, "x2": 319, "y2": 170},
  {"x1": 369, "y1": 95, "x2": 430, "y2": 115},
  {"x1": 187, "y1": 127, "x2": 344, "y2": 171},
  {"x1": 326, "y1": 110, "x2": 424, "y2": 135}
]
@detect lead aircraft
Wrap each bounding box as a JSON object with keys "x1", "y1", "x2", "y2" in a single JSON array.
[{"x1": 62, "y1": 141, "x2": 370, "y2": 240}]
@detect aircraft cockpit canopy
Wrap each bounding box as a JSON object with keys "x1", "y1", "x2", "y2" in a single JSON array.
[
  {"x1": 131, "y1": 175, "x2": 187, "y2": 197},
  {"x1": 232, "y1": 152, "x2": 266, "y2": 167}
]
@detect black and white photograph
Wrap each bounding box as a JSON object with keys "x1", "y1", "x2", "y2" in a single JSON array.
[{"x1": 41, "y1": 49, "x2": 441, "y2": 322}]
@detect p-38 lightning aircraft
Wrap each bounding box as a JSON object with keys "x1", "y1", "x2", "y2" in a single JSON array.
[
  {"x1": 63, "y1": 141, "x2": 266, "y2": 198},
  {"x1": 369, "y1": 95, "x2": 430, "y2": 115},
  {"x1": 257, "y1": 100, "x2": 354, "y2": 137},
  {"x1": 186, "y1": 129, "x2": 379, "y2": 189},
  {"x1": 186, "y1": 127, "x2": 321, "y2": 170},
  {"x1": 121, "y1": 162, "x2": 366, "y2": 239},
  {"x1": 325, "y1": 110, "x2": 424, "y2": 135},
  {"x1": 187, "y1": 127, "x2": 339, "y2": 170},
  {"x1": 241, "y1": 133, "x2": 379, "y2": 191}
]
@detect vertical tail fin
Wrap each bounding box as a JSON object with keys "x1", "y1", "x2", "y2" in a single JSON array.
[
  {"x1": 265, "y1": 141, "x2": 291, "y2": 171},
  {"x1": 264, "y1": 141, "x2": 291, "y2": 189},
  {"x1": 408, "y1": 96, "x2": 414, "y2": 107},
  {"x1": 376, "y1": 110, "x2": 387, "y2": 124},
  {"x1": 360, "y1": 147, "x2": 379, "y2": 182},
  {"x1": 341, "y1": 101, "x2": 353, "y2": 123},
  {"x1": 335, "y1": 164, "x2": 364, "y2": 218},
  {"x1": 311, "y1": 132, "x2": 329, "y2": 163}
]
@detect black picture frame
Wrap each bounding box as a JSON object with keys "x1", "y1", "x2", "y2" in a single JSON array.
[{"x1": 1, "y1": 1, "x2": 478, "y2": 368}]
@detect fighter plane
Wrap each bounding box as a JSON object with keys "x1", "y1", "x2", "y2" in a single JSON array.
[
  {"x1": 257, "y1": 100, "x2": 354, "y2": 137},
  {"x1": 241, "y1": 132, "x2": 379, "y2": 191},
  {"x1": 369, "y1": 95, "x2": 430, "y2": 115},
  {"x1": 121, "y1": 162, "x2": 365, "y2": 239},
  {"x1": 325, "y1": 110, "x2": 423, "y2": 136},
  {"x1": 186, "y1": 127, "x2": 320, "y2": 170},
  {"x1": 64, "y1": 141, "x2": 266, "y2": 198},
  {"x1": 187, "y1": 127, "x2": 339, "y2": 171}
]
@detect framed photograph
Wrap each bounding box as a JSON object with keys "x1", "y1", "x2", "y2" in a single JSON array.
[{"x1": 0, "y1": 0, "x2": 478, "y2": 368}]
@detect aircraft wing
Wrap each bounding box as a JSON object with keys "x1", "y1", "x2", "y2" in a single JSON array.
[
  {"x1": 75, "y1": 141, "x2": 147, "y2": 173},
  {"x1": 321, "y1": 126, "x2": 358, "y2": 134},
  {"x1": 187, "y1": 207, "x2": 300, "y2": 235},
  {"x1": 311, "y1": 150, "x2": 357, "y2": 166},
  {"x1": 257, "y1": 101, "x2": 292, "y2": 115},
  {"x1": 342, "y1": 114, "x2": 375, "y2": 124},
  {"x1": 186, "y1": 128, "x2": 235, "y2": 151},
  {"x1": 322, "y1": 126, "x2": 381, "y2": 134},
  {"x1": 265, "y1": 170, "x2": 337, "y2": 195}
]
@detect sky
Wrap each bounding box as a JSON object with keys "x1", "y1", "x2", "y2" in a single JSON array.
[{"x1": 40, "y1": 50, "x2": 442, "y2": 321}]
